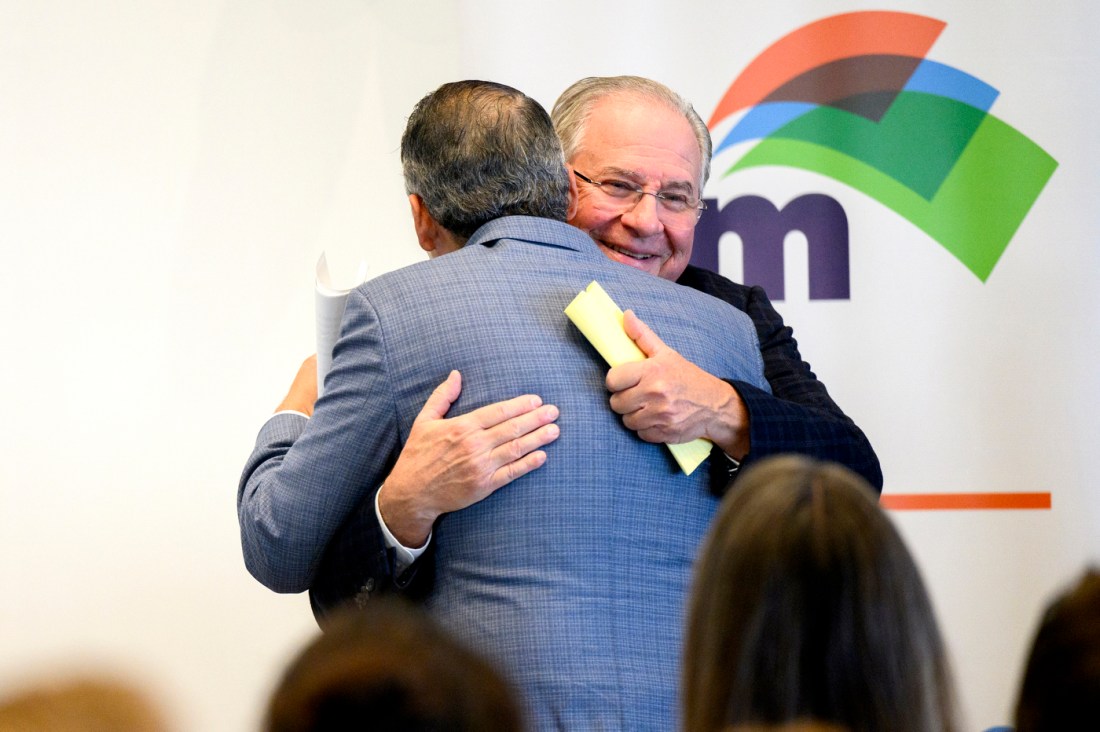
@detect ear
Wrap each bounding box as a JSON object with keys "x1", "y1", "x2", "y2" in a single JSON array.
[
  {"x1": 565, "y1": 164, "x2": 579, "y2": 222},
  {"x1": 408, "y1": 194, "x2": 440, "y2": 255},
  {"x1": 409, "y1": 194, "x2": 465, "y2": 257}
]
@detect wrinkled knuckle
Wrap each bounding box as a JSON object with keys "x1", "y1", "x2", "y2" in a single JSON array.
[
  {"x1": 510, "y1": 438, "x2": 527, "y2": 461},
  {"x1": 471, "y1": 455, "x2": 493, "y2": 479},
  {"x1": 490, "y1": 402, "x2": 510, "y2": 423},
  {"x1": 500, "y1": 461, "x2": 519, "y2": 484},
  {"x1": 509, "y1": 418, "x2": 526, "y2": 440},
  {"x1": 460, "y1": 431, "x2": 487, "y2": 455},
  {"x1": 441, "y1": 421, "x2": 465, "y2": 442}
]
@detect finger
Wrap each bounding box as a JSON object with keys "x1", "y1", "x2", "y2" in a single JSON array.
[
  {"x1": 620, "y1": 406, "x2": 663, "y2": 433},
  {"x1": 608, "y1": 389, "x2": 645, "y2": 418},
  {"x1": 466, "y1": 392, "x2": 545, "y2": 430},
  {"x1": 623, "y1": 309, "x2": 666, "y2": 358},
  {"x1": 414, "y1": 370, "x2": 462, "y2": 423},
  {"x1": 634, "y1": 426, "x2": 670, "y2": 445},
  {"x1": 487, "y1": 449, "x2": 550, "y2": 492},
  {"x1": 605, "y1": 361, "x2": 643, "y2": 393},
  {"x1": 480, "y1": 404, "x2": 559, "y2": 448},
  {"x1": 489, "y1": 421, "x2": 560, "y2": 466}
]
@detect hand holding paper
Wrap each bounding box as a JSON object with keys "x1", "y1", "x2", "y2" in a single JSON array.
[{"x1": 565, "y1": 281, "x2": 713, "y2": 475}]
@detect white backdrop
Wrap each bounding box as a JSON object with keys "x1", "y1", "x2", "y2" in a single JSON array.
[{"x1": 2, "y1": 2, "x2": 1097, "y2": 730}]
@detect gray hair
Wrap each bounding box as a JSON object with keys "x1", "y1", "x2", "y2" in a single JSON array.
[
  {"x1": 551, "y1": 75, "x2": 713, "y2": 188},
  {"x1": 401, "y1": 80, "x2": 572, "y2": 242}
]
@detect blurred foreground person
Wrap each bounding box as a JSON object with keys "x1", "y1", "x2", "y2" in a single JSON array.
[
  {"x1": 728, "y1": 724, "x2": 849, "y2": 732},
  {"x1": 683, "y1": 455, "x2": 957, "y2": 732},
  {"x1": 1014, "y1": 566, "x2": 1100, "y2": 732},
  {"x1": 266, "y1": 599, "x2": 522, "y2": 732},
  {"x1": 0, "y1": 675, "x2": 170, "y2": 732}
]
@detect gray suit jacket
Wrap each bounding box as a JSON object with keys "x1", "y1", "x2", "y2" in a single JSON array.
[{"x1": 238, "y1": 216, "x2": 769, "y2": 730}]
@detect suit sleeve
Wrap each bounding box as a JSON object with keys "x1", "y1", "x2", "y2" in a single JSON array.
[
  {"x1": 729, "y1": 285, "x2": 882, "y2": 492},
  {"x1": 308, "y1": 497, "x2": 435, "y2": 623},
  {"x1": 677, "y1": 267, "x2": 882, "y2": 494},
  {"x1": 236, "y1": 288, "x2": 402, "y2": 594}
]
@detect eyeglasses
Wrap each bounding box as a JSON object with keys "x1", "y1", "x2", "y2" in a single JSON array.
[{"x1": 573, "y1": 170, "x2": 707, "y2": 221}]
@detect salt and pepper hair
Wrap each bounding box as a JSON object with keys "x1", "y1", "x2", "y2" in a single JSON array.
[
  {"x1": 551, "y1": 75, "x2": 714, "y2": 188},
  {"x1": 401, "y1": 80, "x2": 572, "y2": 242},
  {"x1": 683, "y1": 455, "x2": 958, "y2": 732},
  {"x1": 1014, "y1": 567, "x2": 1100, "y2": 732}
]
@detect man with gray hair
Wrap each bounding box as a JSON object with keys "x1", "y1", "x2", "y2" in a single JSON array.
[
  {"x1": 550, "y1": 75, "x2": 879, "y2": 491},
  {"x1": 239, "y1": 80, "x2": 771, "y2": 730}
]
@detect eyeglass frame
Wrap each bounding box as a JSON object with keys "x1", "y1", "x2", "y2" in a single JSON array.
[{"x1": 573, "y1": 170, "x2": 707, "y2": 220}]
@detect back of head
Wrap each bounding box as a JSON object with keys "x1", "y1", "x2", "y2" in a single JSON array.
[
  {"x1": 730, "y1": 723, "x2": 851, "y2": 732},
  {"x1": 550, "y1": 75, "x2": 714, "y2": 186},
  {"x1": 683, "y1": 455, "x2": 956, "y2": 732},
  {"x1": 1014, "y1": 567, "x2": 1100, "y2": 732},
  {"x1": 0, "y1": 676, "x2": 170, "y2": 732},
  {"x1": 401, "y1": 79, "x2": 571, "y2": 242},
  {"x1": 265, "y1": 599, "x2": 522, "y2": 732}
]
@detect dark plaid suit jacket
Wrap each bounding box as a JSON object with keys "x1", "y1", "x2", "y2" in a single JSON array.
[{"x1": 676, "y1": 265, "x2": 882, "y2": 496}]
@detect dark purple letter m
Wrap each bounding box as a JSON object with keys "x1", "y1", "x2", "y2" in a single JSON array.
[{"x1": 691, "y1": 194, "x2": 850, "y2": 300}]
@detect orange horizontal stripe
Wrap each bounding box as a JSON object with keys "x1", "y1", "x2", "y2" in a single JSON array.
[{"x1": 880, "y1": 492, "x2": 1052, "y2": 511}]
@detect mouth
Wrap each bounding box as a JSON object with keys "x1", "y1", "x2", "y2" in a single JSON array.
[{"x1": 600, "y1": 241, "x2": 656, "y2": 262}]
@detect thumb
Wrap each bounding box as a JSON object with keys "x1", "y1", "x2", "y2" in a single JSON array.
[
  {"x1": 415, "y1": 370, "x2": 462, "y2": 423},
  {"x1": 623, "y1": 310, "x2": 666, "y2": 358}
]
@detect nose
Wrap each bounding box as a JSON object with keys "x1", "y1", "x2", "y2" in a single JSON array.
[{"x1": 619, "y1": 192, "x2": 664, "y2": 237}]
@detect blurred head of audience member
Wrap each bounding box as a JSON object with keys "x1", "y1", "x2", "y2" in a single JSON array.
[
  {"x1": 265, "y1": 598, "x2": 522, "y2": 732},
  {"x1": 728, "y1": 723, "x2": 850, "y2": 732},
  {"x1": 683, "y1": 455, "x2": 958, "y2": 732},
  {"x1": 0, "y1": 675, "x2": 170, "y2": 732},
  {"x1": 1014, "y1": 566, "x2": 1100, "y2": 732}
]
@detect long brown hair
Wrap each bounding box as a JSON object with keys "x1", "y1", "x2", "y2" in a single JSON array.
[
  {"x1": 1014, "y1": 567, "x2": 1100, "y2": 731},
  {"x1": 683, "y1": 456, "x2": 957, "y2": 732}
]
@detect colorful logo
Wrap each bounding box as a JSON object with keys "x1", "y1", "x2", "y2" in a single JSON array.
[{"x1": 708, "y1": 11, "x2": 1057, "y2": 282}]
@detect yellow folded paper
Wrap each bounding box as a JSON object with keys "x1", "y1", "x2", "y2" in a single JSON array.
[{"x1": 564, "y1": 281, "x2": 713, "y2": 476}]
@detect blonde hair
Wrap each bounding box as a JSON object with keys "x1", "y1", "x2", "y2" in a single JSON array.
[{"x1": 0, "y1": 676, "x2": 170, "y2": 732}]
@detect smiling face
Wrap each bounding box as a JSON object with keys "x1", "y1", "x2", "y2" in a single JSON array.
[{"x1": 566, "y1": 94, "x2": 703, "y2": 281}]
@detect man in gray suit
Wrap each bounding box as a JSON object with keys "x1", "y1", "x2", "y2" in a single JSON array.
[{"x1": 239, "y1": 80, "x2": 769, "y2": 730}]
